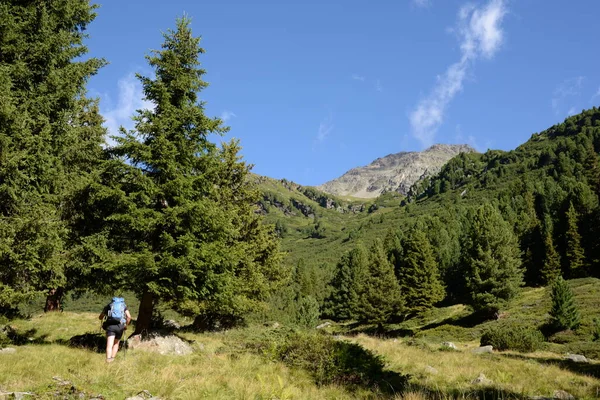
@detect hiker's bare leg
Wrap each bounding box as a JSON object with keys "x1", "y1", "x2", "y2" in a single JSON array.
[
  {"x1": 106, "y1": 335, "x2": 115, "y2": 360},
  {"x1": 112, "y1": 339, "x2": 120, "y2": 358}
]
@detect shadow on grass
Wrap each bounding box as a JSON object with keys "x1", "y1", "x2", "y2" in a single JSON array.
[
  {"x1": 2, "y1": 326, "x2": 49, "y2": 345},
  {"x1": 499, "y1": 352, "x2": 600, "y2": 379},
  {"x1": 342, "y1": 310, "x2": 487, "y2": 339},
  {"x1": 405, "y1": 383, "x2": 531, "y2": 399},
  {"x1": 419, "y1": 311, "x2": 490, "y2": 331},
  {"x1": 65, "y1": 333, "x2": 106, "y2": 353}
]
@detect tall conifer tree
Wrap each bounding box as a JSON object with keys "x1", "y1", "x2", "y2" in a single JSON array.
[
  {"x1": 325, "y1": 244, "x2": 368, "y2": 321},
  {"x1": 0, "y1": 1, "x2": 106, "y2": 311},
  {"x1": 462, "y1": 203, "x2": 523, "y2": 317},
  {"x1": 105, "y1": 17, "x2": 284, "y2": 333},
  {"x1": 549, "y1": 276, "x2": 580, "y2": 331},
  {"x1": 540, "y1": 217, "x2": 561, "y2": 285},
  {"x1": 564, "y1": 201, "x2": 585, "y2": 277},
  {"x1": 397, "y1": 227, "x2": 445, "y2": 317},
  {"x1": 353, "y1": 239, "x2": 402, "y2": 327}
]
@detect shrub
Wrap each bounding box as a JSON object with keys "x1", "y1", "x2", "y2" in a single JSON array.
[
  {"x1": 0, "y1": 327, "x2": 10, "y2": 348},
  {"x1": 480, "y1": 324, "x2": 545, "y2": 352},
  {"x1": 277, "y1": 331, "x2": 407, "y2": 392},
  {"x1": 243, "y1": 328, "x2": 408, "y2": 394},
  {"x1": 564, "y1": 341, "x2": 600, "y2": 360},
  {"x1": 295, "y1": 296, "x2": 320, "y2": 328},
  {"x1": 593, "y1": 318, "x2": 600, "y2": 342}
]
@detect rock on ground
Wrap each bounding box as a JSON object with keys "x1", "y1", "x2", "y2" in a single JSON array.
[
  {"x1": 125, "y1": 390, "x2": 161, "y2": 400},
  {"x1": 552, "y1": 390, "x2": 575, "y2": 400},
  {"x1": 441, "y1": 341, "x2": 457, "y2": 350},
  {"x1": 0, "y1": 391, "x2": 35, "y2": 399},
  {"x1": 471, "y1": 373, "x2": 493, "y2": 385},
  {"x1": 565, "y1": 353, "x2": 588, "y2": 363},
  {"x1": 127, "y1": 333, "x2": 193, "y2": 355},
  {"x1": 472, "y1": 345, "x2": 493, "y2": 354},
  {"x1": 424, "y1": 365, "x2": 438, "y2": 375}
]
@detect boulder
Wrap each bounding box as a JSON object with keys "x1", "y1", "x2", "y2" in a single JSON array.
[
  {"x1": 472, "y1": 345, "x2": 493, "y2": 354},
  {"x1": 441, "y1": 341, "x2": 457, "y2": 350},
  {"x1": 162, "y1": 320, "x2": 180, "y2": 330},
  {"x1": 0, "y1": 392, "x2": 35, "y2": 399},
  {"x1": 565, "y1": 353, "x2": 588, "y2": 363},
  {"x1": 471, "y1": 373, "x2": 493, "y2": 385},
  {"x1": 125, "y1": 390, "x2": 161, "y2": 400},
  {"x1": 316, "y1": 322, "x2": 331, "y2": 330},
  {"x1": 127, "y1": 334, "x2": 192, "y2": 356},
  {"x1": 552, "y1": 390, "x2": 574, "y2": 400},
  {"x1": 424, "y1": 365, "x2": 438, "y2": 375}
]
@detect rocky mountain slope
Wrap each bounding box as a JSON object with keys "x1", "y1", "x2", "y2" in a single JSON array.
[{"x1": 317, "y1": 144, "x2": 476, "y2": 198}]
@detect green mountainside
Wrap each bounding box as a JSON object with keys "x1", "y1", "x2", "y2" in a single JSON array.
[{"x1": 258, "y1": 107, "x2": 600, "y2": 324}]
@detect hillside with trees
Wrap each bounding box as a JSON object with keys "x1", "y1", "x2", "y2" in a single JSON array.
[{"x1": 2, "y1": 1, "x2": 600, "y2": 399}]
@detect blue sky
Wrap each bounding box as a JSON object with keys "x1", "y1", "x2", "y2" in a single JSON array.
[{"x1": 86, "y1": 0, "x2": 600, "y2": 186}]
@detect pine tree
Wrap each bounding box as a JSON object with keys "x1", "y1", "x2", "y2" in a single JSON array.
[
  {"x1": 383, "y1": 228, "x2": 402, "y2": 271},
  {"x1": 549, "y1": 277, "x2": 580, "y2": 331},
  {"x1": 564, "y1": 201, "x2": 585, "y2": 277},
  {"x1": 324, "y1": 244, "x2": 368, "y2": 321},
  {"x1": 462, "y1": 203, "x2": 523, "y2": 317},
  {"x1": 0, "y1": 1, "x2": 106, "y2": 312},
  {"x1": 540, "y1": 217, "x2": 561, "y2": 285},
  {"x1": 105, "y1": 17, "x2": 284, "y2": 333},
  {"x1": 353, "y1": 239, "x2": 403, "y2": 327},
  {"x1": 397, "y1": 227, "x2": 445, "y2": 317}
]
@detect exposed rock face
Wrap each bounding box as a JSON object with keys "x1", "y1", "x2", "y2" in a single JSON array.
[{"x1": 318, "y1": 144, "x2": 475, "y2": 198}]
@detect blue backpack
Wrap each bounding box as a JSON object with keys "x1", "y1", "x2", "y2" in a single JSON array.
[{"x1": 107, "y1": 297, "x2": 126, "y2": 324}]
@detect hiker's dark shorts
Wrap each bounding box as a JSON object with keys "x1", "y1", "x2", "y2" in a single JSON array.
[{"x1": 103, "y1": 322, "x2": 125, "y2": 340}]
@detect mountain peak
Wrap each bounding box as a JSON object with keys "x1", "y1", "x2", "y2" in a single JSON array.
[{"x1": 317, "y1": 144, "x2": 476, "y2": 198}]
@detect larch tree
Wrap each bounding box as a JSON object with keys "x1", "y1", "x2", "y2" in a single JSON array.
[{"x1": 0, "y1": 0, "x2": 106, "y2": 313}]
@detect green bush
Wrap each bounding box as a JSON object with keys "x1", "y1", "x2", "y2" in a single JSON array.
[
  {"x1": 277, "y1": 331, "x2": 407, "y2": 391},
  {"x1": 0, "y1": 327, "x2": 10, "y2": 348},
  {"x1": 295, "y1": 296, "x2": 320, "y2": 328},
  {"x1": 593, "y1": 318, "x2": 600, "y2": 342},
  {"x1": 564, "y1": 341, "x2": 600, "y2": 359},
  {"x1": 480, "y1": 324, "x2": 545, "y2": 352},
  {"x1": 243, "y1": 328, "x2": 408, "y2": 394}
]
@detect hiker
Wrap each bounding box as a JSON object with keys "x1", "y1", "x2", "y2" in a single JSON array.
[{"x1": 99, "y1": 296, "x2": 132, "y2": 362}]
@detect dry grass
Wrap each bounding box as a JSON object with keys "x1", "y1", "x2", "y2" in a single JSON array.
[
  {"x1": 354, "y1": 334, "x2": 600, "y2": 399},
  {"x1": 3, "y1": 312, "x2": 600, "y2": 399},
  {"x1": 0, "y1": 313, "x2": 356, "y2": 399}
]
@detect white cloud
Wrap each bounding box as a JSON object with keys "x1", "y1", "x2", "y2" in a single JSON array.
[
  {"x1": 316, "y1": 116, "x2": 334, "y2": 143},
  {"x1": 412, "y1": 0, "x2": 431, "y2": 8},
  {"x1": 591, "y1": 86, "x2": 600, "y2": 101},
  {"x1": 221, "y1": 110, "x2": 237, "y2": 122},
  {"x1": 567, "y1": 107, "x2": 578, "y2": 116},
  {"x1": 376, "y1": 79, "x2": 383, "y2": 92},
  {"x1": 409, "y1": 0, "x2": 507, "y2": 147},
  {"x1": 101, "y1": 73, "x2": 154, "y2": 147},
  {"x1": 352, "y1": 74, "x2": 366, "y2": 82},
  {"x1": 552, "y1": 76, "x2": 584, "y2": 114}
]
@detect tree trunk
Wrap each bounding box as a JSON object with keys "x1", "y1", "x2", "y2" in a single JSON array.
[
  {"x1": 44, "y1": 288, "x2": 64, "y2": 312},
  {"x1": 134, "y1": 290, "x2": 155, "y2": 336}
]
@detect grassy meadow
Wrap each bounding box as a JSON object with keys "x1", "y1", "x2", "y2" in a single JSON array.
[{"x1": 2, "y1": 279, "x2": 600, "y2": 399}]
